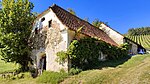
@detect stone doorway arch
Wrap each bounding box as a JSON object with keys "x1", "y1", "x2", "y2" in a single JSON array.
[{"x1": 36, "y1": 50, "x2": 46, "y2": 74}]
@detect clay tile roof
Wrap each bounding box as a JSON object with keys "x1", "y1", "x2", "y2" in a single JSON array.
[{"x1": 50, "y1": 4, "x2": 118, "y2": 46}]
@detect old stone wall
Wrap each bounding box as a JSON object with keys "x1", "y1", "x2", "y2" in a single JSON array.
[
  {"x1": 30, "y1": 8, "x2": 71, "y2": 72},
  {"x1": 45, "y1": 25, "x2": 68, "y2": 71},
  {"x1": 30, "y1": 20, "x2": 68, "y2": 72},
  {"x1": 30, "y1": 27, "x2": 48, "y2": 68}
]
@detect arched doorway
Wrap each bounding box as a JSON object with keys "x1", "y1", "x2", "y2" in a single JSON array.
[
  {"x1": 39, "y1": 55, "x2": 46, "y2": 70},
  {"x1": 36, "y1": 51, "x2": 46, "y2": 74}
]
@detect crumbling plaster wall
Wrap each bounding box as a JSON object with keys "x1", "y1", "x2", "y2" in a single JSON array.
[
  {"x1": 31, "y1": 9, "x2": 69, "y2": 72},
  {"x1": 45, "y1": 26, "x2": 68, "y2": 72}
]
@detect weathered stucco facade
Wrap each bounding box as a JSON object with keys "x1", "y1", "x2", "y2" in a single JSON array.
[
  {"x1": 30, "y1": 8, "x2": 69, "y2": 72},
  {"x1": 99, "y1": 23, "x2": 124, "y2": 45}
]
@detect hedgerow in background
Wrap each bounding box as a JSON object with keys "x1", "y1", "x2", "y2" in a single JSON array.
[
  {"x1": 0, "y1": 0, "x2": 35, "y2": 71},
  {"x1": 126, "y1": 27, "x2": 150, "y2": 36},
  {"x1": 57, "y1": 37, "x2": 129, "y2": 70}
]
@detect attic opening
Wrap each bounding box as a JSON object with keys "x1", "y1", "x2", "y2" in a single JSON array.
[
  {"x1": 41, "y1": 17, "x2": 45, "y2": 22},
  {"x1": 35, "y1": 27, "x2": 38, "y2": 34}
]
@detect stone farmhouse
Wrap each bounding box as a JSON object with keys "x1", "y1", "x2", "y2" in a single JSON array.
[{"x1": 29, "y1": 4, "x2": 145, "y2": 72}]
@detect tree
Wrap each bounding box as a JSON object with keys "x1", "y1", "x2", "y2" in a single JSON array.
[
  {"x1": 0, "y1": 1, "x2": 2, "y2": 10},
  {"x1": 83, "y1": 17, "x2": 89, "y2": 22},
  {"x1": 126, "y1": 27, "x2": 150, "y2": 36},
  {"x1": 67, "y1": 8, "x2": 76, "y2": 15},
  {"x1": 92, "y1": 19, "x2": 103, "y2": 28},
  {"x1": 0, "y1": 0, "x2": 35, "y2": 71}
]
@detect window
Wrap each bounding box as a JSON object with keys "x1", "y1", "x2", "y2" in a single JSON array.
[
  {"x1": 35, "y1": 28, "x2": 38, "y2": 34},
  {"x1": 48, "y1": 20, "x2": 52, "y2": 28},
  {"x1": 41, "y1": 17, "x2": 45, "y2": 22}
]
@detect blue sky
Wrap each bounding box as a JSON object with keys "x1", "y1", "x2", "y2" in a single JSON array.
[{"x1": 30, "y1": 0, "x2": 150, "y2": 34}]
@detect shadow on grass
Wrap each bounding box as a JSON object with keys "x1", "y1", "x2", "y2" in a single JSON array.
[{"x1": 84, "y1": 56, "x2": 131, "y2": 70}]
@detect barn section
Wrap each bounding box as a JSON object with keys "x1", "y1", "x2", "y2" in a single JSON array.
[
  {"x1": 99, "y1": 23, "x2": 146, "y2": 54},
  {"x1": 29, "y1": 4, "x2": 118, "y2": 72},
  {"x1": 124, "y1": 37, "x2": 146, "y2": 54}
]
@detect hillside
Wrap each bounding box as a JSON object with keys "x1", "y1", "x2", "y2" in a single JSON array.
[
  {"x1": 125, "y1": 27, "x2": 150, "y2": 50},
  {"x1": 126, "y1": 35, "x2": 150, "y2": 50},
  {"x1": 62, "y1": 54, "x2": 150, "y2": 84}
]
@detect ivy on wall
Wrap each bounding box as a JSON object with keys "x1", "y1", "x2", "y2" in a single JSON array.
[{"x1": 56, "y1": 37, "x2": 129, "y2": 70}]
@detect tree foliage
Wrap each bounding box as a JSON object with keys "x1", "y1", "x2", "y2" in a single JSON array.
[
  {"x1": 0, "y1": 1, "x2": 2, "y2": 10},
  {"x1": 92, "y1": 19, "x2": 110, "y2": 28},
  {"x1": 67, "y1": 8, "x2": 76, "y2": 15},
  {"x1": 92, "y1": 19, "x2": 103, "y2": 28},
  {"x1": 0, "y1": 0, "x2": 35, "y2": 71},
  {"x1": 126, "y1": 27, "x2": 150, "y2": 36}
]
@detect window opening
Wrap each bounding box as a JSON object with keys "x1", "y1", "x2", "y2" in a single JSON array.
[
  {"x1": 48, "y1": 20, "x2": 52, "y2": 28},
  {"x1": 35, "y1": 28, "x2": 38, "y2": 34},
  {"x1": 41, "y1": 17, "x2": 45, "y2": 22}
]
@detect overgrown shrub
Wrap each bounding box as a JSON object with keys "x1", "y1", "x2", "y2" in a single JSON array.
[
  {"x1": 56, "y1": 37, "x2": 129, "y2": 70},
  {"x1": 69, "y1": 68, "x2": 82, "y2": 75},
  {"x1": 37, "y1": 71, "x2": 68, "y2": 84}
]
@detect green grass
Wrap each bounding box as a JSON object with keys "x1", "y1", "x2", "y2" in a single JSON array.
[
  {"x1": 0, "y1": 56, "x2": 19, "y2": 73},
  {"x1": 62, "y1": 54, "x2": 150, "y2": 84},
  {"x1": 0, "y1": 72, "x2": 37, "y2": 84},
  {"x1": 0, "y1": 54, "x2": 150, "y2": 84},
  {"x1": 37, "y1": 71, "x2": 68, "y2": 84}
]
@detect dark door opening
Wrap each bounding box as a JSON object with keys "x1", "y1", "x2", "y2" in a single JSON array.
[
  {"x1": 43, "y1": 56, "x2": 46, "y2": 70},
  {"x1": 39, "y1": 55, "x2": 46, "y2": 70}
]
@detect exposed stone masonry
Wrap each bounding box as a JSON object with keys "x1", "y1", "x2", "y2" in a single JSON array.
[{"x1": 30, "y1": 27, "x2": 48, "y2": 50}]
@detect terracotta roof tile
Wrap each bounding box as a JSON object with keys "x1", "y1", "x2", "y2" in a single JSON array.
[{"x1": 50, "y1": 4, "x2": 118, "y2": 46}]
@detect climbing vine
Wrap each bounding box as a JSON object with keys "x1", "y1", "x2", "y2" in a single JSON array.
[{"x1": 56, "y1": 37, "x2": 129, "y2": 70}]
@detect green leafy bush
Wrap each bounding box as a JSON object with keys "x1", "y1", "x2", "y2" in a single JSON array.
[
  {"x1": 37, "y1": 71, "x2": 68, "y2": 84},
  {"x1": 56, "y1": 37, "x2": 129, "y2": 70},
  {"x1": 69, "y1": 68, "x2": 82, "y2": 75},
  {"x1": 56, "y1": 51, "x2": 68, "y2": 64}
]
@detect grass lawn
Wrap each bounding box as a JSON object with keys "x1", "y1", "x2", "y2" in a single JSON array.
[
  {"x1": 0, "y1": 56, "x2": 19, "y2": 73},
  {"x1": 0, "y1": 56, "x2": 37, "y2": 84},
  {"x1": 62, "y1": 54, "x2": 150, "y2": 84},
  {"x1": 0, "y1": 72, "x2": 37, "y2": 84},
  {"x1": 0, "y1": 54, "x2": 150, "y2": 84}
]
